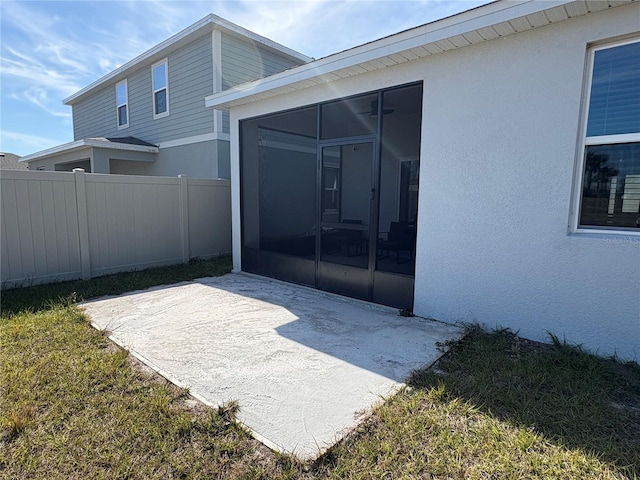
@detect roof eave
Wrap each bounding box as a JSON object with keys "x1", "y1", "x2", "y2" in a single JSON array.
[
  {"x1": 20, "y1": 139, "x2": 160, "y2": 163},
  {"x1": 63, "y1": 14, "x2": 311, "y2": 106},
  {"x1": 205, "y1": 0, "x2": 633, "y2": 110}
]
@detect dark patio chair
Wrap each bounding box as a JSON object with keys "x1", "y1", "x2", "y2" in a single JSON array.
[
  {"x1": 378, "y1": 222, "x2": 415, "y2": 264},
  {"x1": 342, "y1": 219, "x2": 365, "y2": 257}
]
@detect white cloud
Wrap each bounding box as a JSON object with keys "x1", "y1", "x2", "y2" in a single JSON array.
[
  {"x1": 0, "y1": 131, "x2": 66, "y2": 153},
  {"x1": 10, "y1": 88, "x2": 73, "y2": 119},
  {"x1": 206, "y1": 0, "x2": 490, "y2": 59},
  {"x1": 0, "y1": 0, "x2": 489, "y2": 156},
  {"x1": 0, "y1": 1, "x2": 164, "y2": 115},
  {"x1": 2, "y1": 49, "x2": 82, "y2": 97}
]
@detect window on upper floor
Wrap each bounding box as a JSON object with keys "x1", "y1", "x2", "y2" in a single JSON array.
[
  {"x1": 116, "y1": 79, "x2": 129, "y2": 129},
  {"x1": 576, "y1": 38, "x2": 640, "y2": 233},
  {"x1": 152, "y1": 59, "x2": 169, "y2": 118}
]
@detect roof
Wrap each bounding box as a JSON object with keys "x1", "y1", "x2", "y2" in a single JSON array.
[
  {"x1": 64, "y1": 14, "x2": 312, "y2": 106},
  {"x1": 97, "y1": 136, "x2": 157, "y2": 147},
  {"x1": 0, "y1": 153, "x2": 27, "y2": 170},
  {"x1": 205, "y1": 0, "x2": 636, "y2": 110},
  {"x1": 20, "y1": 137, "x2": 159, "y2": 163}
]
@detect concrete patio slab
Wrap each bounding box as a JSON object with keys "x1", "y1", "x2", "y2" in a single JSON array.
[{"x1": 82, "y1": 273, "x2": 462, "y2": 460}]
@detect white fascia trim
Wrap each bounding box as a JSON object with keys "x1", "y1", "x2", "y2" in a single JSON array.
[
  {"x1": 204, "y1": 0, "x2": 609, "y2": 109},
  {"x1": 19, "y1": 140, "x2": 89, "y2": 162},
  {"x1": 63, "y1": 15, "x2": 310, "y2": 106},
  {"x1": 20, "y1": 139, "x2": 159, "y2": 163},
  {"x1": 158, "y1": 132, "x2": 229, "y2": 149}
]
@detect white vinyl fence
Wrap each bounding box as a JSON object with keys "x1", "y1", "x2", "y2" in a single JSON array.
[{"x1": 1, "y1": 169, "x2": 231, "y2": 289}]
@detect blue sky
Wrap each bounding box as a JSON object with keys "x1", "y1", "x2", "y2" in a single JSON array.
[{"x1": 0, "y1": 0, "x2": 489, "y2": 156}]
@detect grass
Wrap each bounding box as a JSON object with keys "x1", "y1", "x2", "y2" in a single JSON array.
[
  {"x1": 1, "y1": 260, "x2": 639, "y2": 479},
  {"x1": 1, "y1": 257, "x2": 302, "y2": 479},
  {"x1": 0, "y1": 306, "x2": 300, "y2": 479},
  {"x1": 311, "y1": 327, "x2": 640, "y2": 479},
  {"x1": 0, "y1": 255, "x2": 232, "y2": 316}
]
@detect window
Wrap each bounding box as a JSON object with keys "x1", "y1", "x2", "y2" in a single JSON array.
[
  {"x1": 577, "y1": 39, "x2": 640, "y2": 232},
  {"x1": 152, "y1": 59, "x2": 169, "y2": 118},
  {"x1": 116, "y1": 80, "x2": 128, "y2": 128}
]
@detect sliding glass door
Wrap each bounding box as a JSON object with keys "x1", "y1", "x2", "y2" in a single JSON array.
[{"x1": 318, "y1": 140, "x2": 375, "y2": 300}]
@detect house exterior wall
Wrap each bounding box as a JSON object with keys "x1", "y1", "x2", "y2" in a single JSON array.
[
  {"x1": 53, "y1": 160, "x2": 91, "y2": 172},
  {"x1": 27, "y1": 149, "x2": 92, "y2": 172},
  {"x1": 62, "y1": 31, "x2": 304, "y2": 178},
  {"x1": 27, "y1": 148, "x2": 156, "y2": 174},
  {"x1": 223, "y1": 111, "x2": 230, "y2": 134},
  {"x1": 220, "y1": 33, "x2": 303, "y2": 90},
  {"x1": 71, "y1": 31, "x2": 303, "y2": 143},
  {"x1": 219, "y1": 32, "x2": 305, "y2": 135},
  {"x1": 216, "y1": 139, "x2": 231, "y2": 179},
  {"x1": 72, "y1": 34, "x2": 214, "y2": 144},
  {"x1": 228, "y1": 3, "x2": 640, "y2": 360},
  {"x1": 109, "y1": 140, "x2": 222, "y2": 178}
]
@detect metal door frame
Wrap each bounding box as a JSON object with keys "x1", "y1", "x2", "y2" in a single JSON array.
[{"x1": 315, "y1": 135, "x2": 379, "y2": 300}]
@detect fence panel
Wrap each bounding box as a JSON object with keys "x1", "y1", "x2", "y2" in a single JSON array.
[
  {"x1": 85, "y1": 174, "x2": 183, "y2": 277},
  {"x1": 1, "y1": 170, "x2": 231, "y2": 289},
  {"x1": 1, "y1": 171, "x2": 81, "y2": 287},
  {"x1": 188, "y1": 179, "x2": 232, "y2": 258}
]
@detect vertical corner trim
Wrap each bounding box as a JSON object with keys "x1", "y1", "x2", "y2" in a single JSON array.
[{"x1": 212, "y1": 30, "x2": 224, "y2": 133}]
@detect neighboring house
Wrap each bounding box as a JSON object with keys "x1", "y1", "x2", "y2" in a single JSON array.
[
  {"x1": 20, "y1": 15, "x2": 310, "y2": 178},
  {"x1": 0, "y1": 153, "x2": 27, "y2": 170},
  {"x1": 205, "y1": 0, "x2": 640, "y2": 360}
]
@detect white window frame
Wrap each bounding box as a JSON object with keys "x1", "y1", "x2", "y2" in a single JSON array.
[
  {"x1": 572, "y1": 37, "x2": 640, "y2": 236},
  {"x1": 152, "y1": 58, "x2": 169, "y2": 119},
  {"x1": 116, "y1": 79, "x2": 129, "y2": 129}
]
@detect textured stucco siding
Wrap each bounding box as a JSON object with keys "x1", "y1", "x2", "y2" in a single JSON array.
[
  {"x1": 108, "y1": 140, "x2": 222, "y2": 179},
  {"x1": 227, "y1": 3, "x2": 640, "y2": 360}
]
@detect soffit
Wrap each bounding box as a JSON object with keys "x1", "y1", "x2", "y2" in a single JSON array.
[{"x1": 205, "y1": 0, "x2": 636, "y2": 110}]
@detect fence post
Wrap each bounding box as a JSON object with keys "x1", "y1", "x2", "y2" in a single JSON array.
[
  {"x1": 73, "y1": 168, "x2": 92, "y2": 280},
  {"x1": 179, "y1": 175, "x2": 190, "y2": 264}
]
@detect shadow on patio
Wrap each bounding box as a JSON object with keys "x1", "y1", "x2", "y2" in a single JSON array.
[{"x1": 80, "y1": 273, "x2": 462, "y2": 459}]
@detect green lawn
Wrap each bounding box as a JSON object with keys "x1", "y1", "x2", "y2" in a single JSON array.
[{"x1": 1, "y1": 258, "x2": 638, "y2": 479}]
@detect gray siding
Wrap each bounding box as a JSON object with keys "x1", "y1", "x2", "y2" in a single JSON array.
[
  {"x1": 223, "y1": 110, "x2": 230, "y2": 133},
  {"x1": 73, "y1": 35, "x2": 214, "y2": 144},
  {"x1": 220, "y1": 33, "x2": 304, "y2": 90}
]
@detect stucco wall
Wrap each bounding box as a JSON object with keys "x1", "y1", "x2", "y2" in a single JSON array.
[
  {"x1": 26, "y1": 149, "x2": 92, "y2": 172},
  {"x1": 413, "y1": 6, "x2": 639, "y2": 361},
  {"x1": 109, "y1": 140, "x2": 224, "y2": 179},
  {"x1": 228, "y1": 3, "x2": 640, "y2": 360}
]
